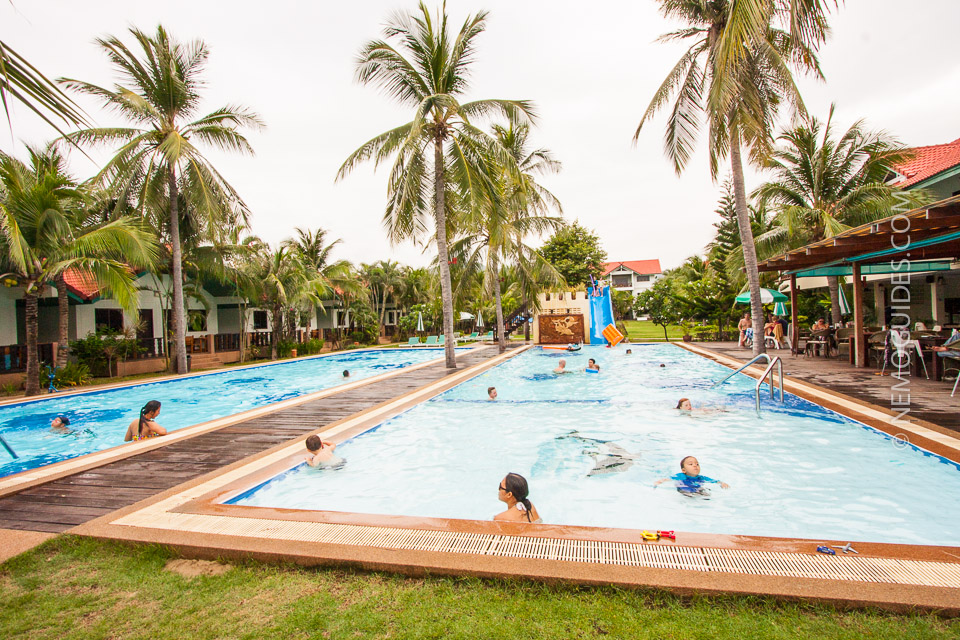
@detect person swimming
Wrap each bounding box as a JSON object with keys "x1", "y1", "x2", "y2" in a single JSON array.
[
  {"x1": 488, "y1": 386, "x2": 498, "y2": 400},
  {"x1": 553, "y1": 359, "x2": 568, "y2": 374},
  {"x1": 585, "y1": 358, "x2": 600, "y2": 372},
  {"x1": 124, "y1": 400, "x2": 166, "y2": 442},
  {"x1": 342, "y1": 370, "x2": 350, "y2": 378},
  {"x1": 494, "y1": 472, "x2": 541, "y2": 524},
  {"x1": 625, "y1": 349, "x2": 632, "y2": 355},
  {"x1": 654, "y1": 456, "x2": 730, "y2": 495},
  {"x1": 50, "y1": 415, "x2": 71, "y2": 433},
  {"x1": 304, "y1": 434, "x2": 344, "y2": 468}
]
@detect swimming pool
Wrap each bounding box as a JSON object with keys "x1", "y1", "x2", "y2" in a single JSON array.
[
  {"x1": 233, "y1": 344, "x2": 960, "y2": 547},
  {"x1": 0, "y1": 348, "x2": 456, "y2": 478}
]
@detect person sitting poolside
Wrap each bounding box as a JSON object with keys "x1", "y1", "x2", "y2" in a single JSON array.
[
  {"x1": 304, "y1": 434, "x2": 343, "y2": 468},
  {"x1": 494, "y1": 472, "x2": 541, "y2": 524},
  {"x1": 50, "y1": 415, "x2": 71, "y2": 433},
  {"x1": 488, "y1": 386, "x2": 498, "y2": 401},
  {"x1": 553, "y1": 359, "x2": 568, "y2": 374},
  {"x1": 654, "y1": 456, "x2": 730, "y2": 495},
  {"x1": 585, "y1": 359, "x2": 600, "y2": 373},
  {"x1": 124, "y1": 400, "x2": 167, "y2": 442}
]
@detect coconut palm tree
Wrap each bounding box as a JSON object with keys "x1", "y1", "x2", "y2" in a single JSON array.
[
  {"x1": 635, "y1": 0, "x2": 832, "y2": 355},
  {"x1": 359, "y1": 260, "x2": 404, "y2": 329},
  {"x1": 0, "y1": 40, "x2": 87, "y2": 135},
  {"x1": 282, "y1": 227, "x2": 359, "y2": 330},
  {"x1": 454, "y1": 122, "x2": 563, "y2": 352},
  {"x1": 61, "y1": 25, "x2": 263, "y2": 374},
  {"x1": 337, "y1": 2, "x2": 535, "y2": 368},
  {"x1": 0, "y1": 146, "x2": 157, "y2": 395},
  {"x1": 753, "y1": 106, "x2": 928, "y2": 324}
]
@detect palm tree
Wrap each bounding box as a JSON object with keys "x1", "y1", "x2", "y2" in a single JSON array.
[
  {"x1": 282, "y1": 227, "x2": 358, "y2": 330},
  {"x1": 454, "y1": 122, "x2": 563, "y2": 352},
  {"x1": 359, "y1": 260, "x2": 403, "y2": 329},
  {"x1": 635, "y1": 0, "x2": 832, "y2": 355},
  {"x1": 0, "y1": 40, "x2": 87, "y2": 135},
  {"x1": 61, "y1": 25, "x2": 263, "y2": 374},
  {"x1": 244, "y1": 245, "x2": 329, "y2": 359},
  {"x1": 0, "y1": 147, "x2": 158, "y2": 395},
  {"x1": 337, "y1": 3, "x2": 535, "y2": 368},
  {"x1": 753, "y1": 106, "x2": 928, "y2": 324}
]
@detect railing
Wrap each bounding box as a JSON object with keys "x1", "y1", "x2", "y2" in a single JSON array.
[
  {"x1": 0, "y1": 343, "x2": 55, "y2": 373},
  {"x1": 712, "y1": 353, "x2": 784, "y2": 413},
  {"x1": 249, "y1": 332, "x2": 272, "y2": 347},
  {"x1": 214, "y1": 333, "x2": 241, "y2": 352},
  {"x1": 129, "y1": 337, "x2": 164, "y2": 360}
]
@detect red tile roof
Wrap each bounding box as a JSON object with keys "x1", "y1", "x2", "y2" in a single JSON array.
[
  {"x1": 62, "y1": 268, "x2": 101, "y2": 300},
  {"x1": 891, "y1": 137, "x2": 960, "y2": 188},
  {"x1": 602, "y1": 260, "x2": 662, "y2": 276}
]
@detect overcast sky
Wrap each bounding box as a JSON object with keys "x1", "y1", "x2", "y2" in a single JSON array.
[{"x1": 3, "y1": 0, "x2": 959, "y2": 272}]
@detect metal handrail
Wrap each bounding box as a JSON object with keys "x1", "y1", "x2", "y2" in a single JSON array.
[
  {"x1": 756, "y1": 356, "x2": 784, "y2": 412},
  {"x1": 0, "y1": 434, "x2": 18, "y2": 459},
  {"x1": 712, "y1": 353, "x2": 785, "y2": 413}
]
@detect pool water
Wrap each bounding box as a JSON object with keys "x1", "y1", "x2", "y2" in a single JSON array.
[
  {"x1": 234, "y1": 344, "x2": 960, "y2": 546},
  {"x1": 0, "y1": 348, "x2": 453, "y2": 478}
]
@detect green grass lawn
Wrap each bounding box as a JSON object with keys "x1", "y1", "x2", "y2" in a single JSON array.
[
  {"x1": 623, "y1": 320, "x2": 685, "y2": 342},
  {"x1": 1, "y1": 537, "x2": 954, "y2": 639}
]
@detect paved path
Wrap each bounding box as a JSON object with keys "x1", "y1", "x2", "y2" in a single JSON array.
[
  {"x1": 0, "y1": 347, "x2": 508, "y2": 533},
  {"x1": 697, "y1": 342, "x2": 960, "y2": 432}
]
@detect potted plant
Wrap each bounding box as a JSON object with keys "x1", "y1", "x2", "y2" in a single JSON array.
[{"x1": 681, "y1": 320, "x2": 694, "y2": 342}]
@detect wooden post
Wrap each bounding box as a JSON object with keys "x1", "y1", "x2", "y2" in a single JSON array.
[
  {"x1": 852, "y1": 262, "x2": 865, "y2": 367},
  {"x1": 789, "y1": 274, "x2": 799, "y2": 354}
]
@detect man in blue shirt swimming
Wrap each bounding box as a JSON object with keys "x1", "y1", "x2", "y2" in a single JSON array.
[{"x1": 654, "y1": 456, "x2": 730, "y2": 494}]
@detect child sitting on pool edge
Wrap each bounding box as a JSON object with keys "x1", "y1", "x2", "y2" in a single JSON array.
[
  {"x1": 654, "y1": 456, "x2": 730, "y2": 495},
  {"x1": 304, "y1": 434, "x2": 342, "y2": 468}
]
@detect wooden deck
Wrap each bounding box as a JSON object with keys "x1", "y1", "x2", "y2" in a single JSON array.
[
  {"x1": 0, "y1": 347, "x2": 508, "y2": 533},
  {"x1": 697, "y1": 342, "x2": 960, "y2": 433}
]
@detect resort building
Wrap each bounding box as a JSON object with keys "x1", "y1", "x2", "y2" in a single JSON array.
[
  {"x1": 888, "y1": 136, "x2": 960, "y2": 199},
  {"x1": 602, "y1": 260, "x2": 662, "y2": 319}
]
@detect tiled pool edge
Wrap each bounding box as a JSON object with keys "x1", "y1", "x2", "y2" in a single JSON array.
[
  {"x1": 0, "y1": 346, "x2": 492, "y2": 498},
  {"x1": 65, "y1": 343, "x2": 960, "y2": 613},
  {"x1": 677, "y1": 342, "x2": 960, "y2": 464}
]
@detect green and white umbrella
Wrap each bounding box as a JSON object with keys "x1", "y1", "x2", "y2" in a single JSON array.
[
  {"x1": 735, "y1": 288, "x2": 788, "y2": 304},
  {"x1": 838, "y1": 285, "x2": 852, "y2": 316},
  {"x1": 773, "y1": 301, "x2": 788, "y2": 316},
  {"x1": 477, "y1": 313, "x2": 484, "y2": 329},
  {"x1": 416, "y1": 312, "x2": 424, "y2": 333}
]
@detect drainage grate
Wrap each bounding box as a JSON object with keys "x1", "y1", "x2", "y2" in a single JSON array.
[{"x1": 112, "y1": 511, "x2": 960, "y2": 588}]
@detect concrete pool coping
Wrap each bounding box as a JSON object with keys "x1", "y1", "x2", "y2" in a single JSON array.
[
  {"x1": 69, "y1": 342, "x2": 960, "y2": 613},
  {"x1": 0, "y1": 345, "x2": 488, "y2": 498}
]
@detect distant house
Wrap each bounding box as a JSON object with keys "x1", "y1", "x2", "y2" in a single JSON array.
[
  {"x1": 888, "y1": 136, "x2": 960, "y2": 199},
  {"x1": 601, "y1": 260, "x2": 663, "y2": 319}
]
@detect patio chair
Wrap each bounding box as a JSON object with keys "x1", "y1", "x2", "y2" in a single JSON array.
[
  {"x1": 438, "y1": 335, "x2": 445, "y2": 346},
  {"x1": 479, "y1": 331, "x2": 494, "y2": 342},
  {"x1": 423, "y1": 335, "x2": 438, "y2": 346},
  {"x1": 764, "y1": 323, "x2": 785, "y2": 349},
  {"x1": 406, "y1": 337, "x2": 421, "y2": 347},
  {"x1": 465, "y1": 331, "x2": 480, "y2": 342},
  {"x1": 835, "y1": 328, "x2": 854, "y2": 361},
  {"x1": 805, "y1": 329, "x2": 830, "y2": 357},
  {"x1": 868, "y1": 331, "x2": 889, "y2": 372}
]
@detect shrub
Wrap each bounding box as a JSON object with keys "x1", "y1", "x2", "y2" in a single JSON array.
[
  {"x1": 302, "y1": 338, "x2": 325, "y2": 355},
  {"x1": 69, "y1": 330, "x2": 141, "y2": 377},
  {"x1": 276, "y1": 339, "x2": 297, "y2": 358},
  {"x1": 0, "y1": 382, "x2": 19, "y2": 396},
  {"x1": 40, "y1": 362, "x2": 91, "y2": 389}
]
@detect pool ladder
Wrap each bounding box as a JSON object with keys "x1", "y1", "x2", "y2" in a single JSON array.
[{"x1": 711, "y1": 354, "x2": 784, "y2": 413}]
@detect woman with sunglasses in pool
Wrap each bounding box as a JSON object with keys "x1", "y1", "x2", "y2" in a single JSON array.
[{"x1": 494, "y1": 473, "x2": 541, "y2": 524}]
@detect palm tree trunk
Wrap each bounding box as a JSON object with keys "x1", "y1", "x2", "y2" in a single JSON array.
[
  {"x1": 730, "y1": 132, "x2": 766, "y2": 356},
  {"x1": 271, "y1": 306, "x2": 281, "y2": 359},
  {"x1": 523, "y1": 301, "x2": 530, "y2": 341},
  {"x1": 492, "y1": 255, "x2": 506, "y2": 353},
  {"x1": 24, "y1": 288, "x2": 41, "y2": 396},
  {"x1": 167, "y1": 167, "x2": 189, "y2": 374},
  {"x1": 827, "y1": 276, "x2": 842, "y2": 326},
  {"x1": 433, "y1": 138, "x2": 456, "y2": 369},
  {"x1": 56, "y1": 274, "x2": 69, "y2": 368}
]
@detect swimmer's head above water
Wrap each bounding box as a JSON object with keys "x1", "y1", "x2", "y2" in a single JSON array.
[
  {"x1": 488, "y1": 386, "x2": 497, "y2": 400},
  {"x1": 676, "y1": 398, "x2": 692, "y2": 411}
]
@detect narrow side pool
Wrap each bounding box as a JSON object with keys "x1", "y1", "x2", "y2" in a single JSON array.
[{"x1": 0, "y1": 348, "x2": 456, "y2": 478}]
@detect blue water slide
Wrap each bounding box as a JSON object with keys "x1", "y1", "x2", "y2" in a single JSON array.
[{"x1": 587, "y1": 285, "x2": 616, "y2": 344}]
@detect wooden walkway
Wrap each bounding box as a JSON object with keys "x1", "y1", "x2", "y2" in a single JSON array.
[
  {"x1": 697, "y1": 342, "x2": 960, "y2": 432},
  {"x1": 0, "y1": 347, "x2": 507, "y2": 533}
]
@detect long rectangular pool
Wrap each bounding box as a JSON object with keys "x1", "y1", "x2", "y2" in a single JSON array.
[
  {"x1": 0, "y1": 348, "x2": 455, "y2": 478},
  {"x1": 233, "y1": 344, "x2": 960, "y2": 546}
]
